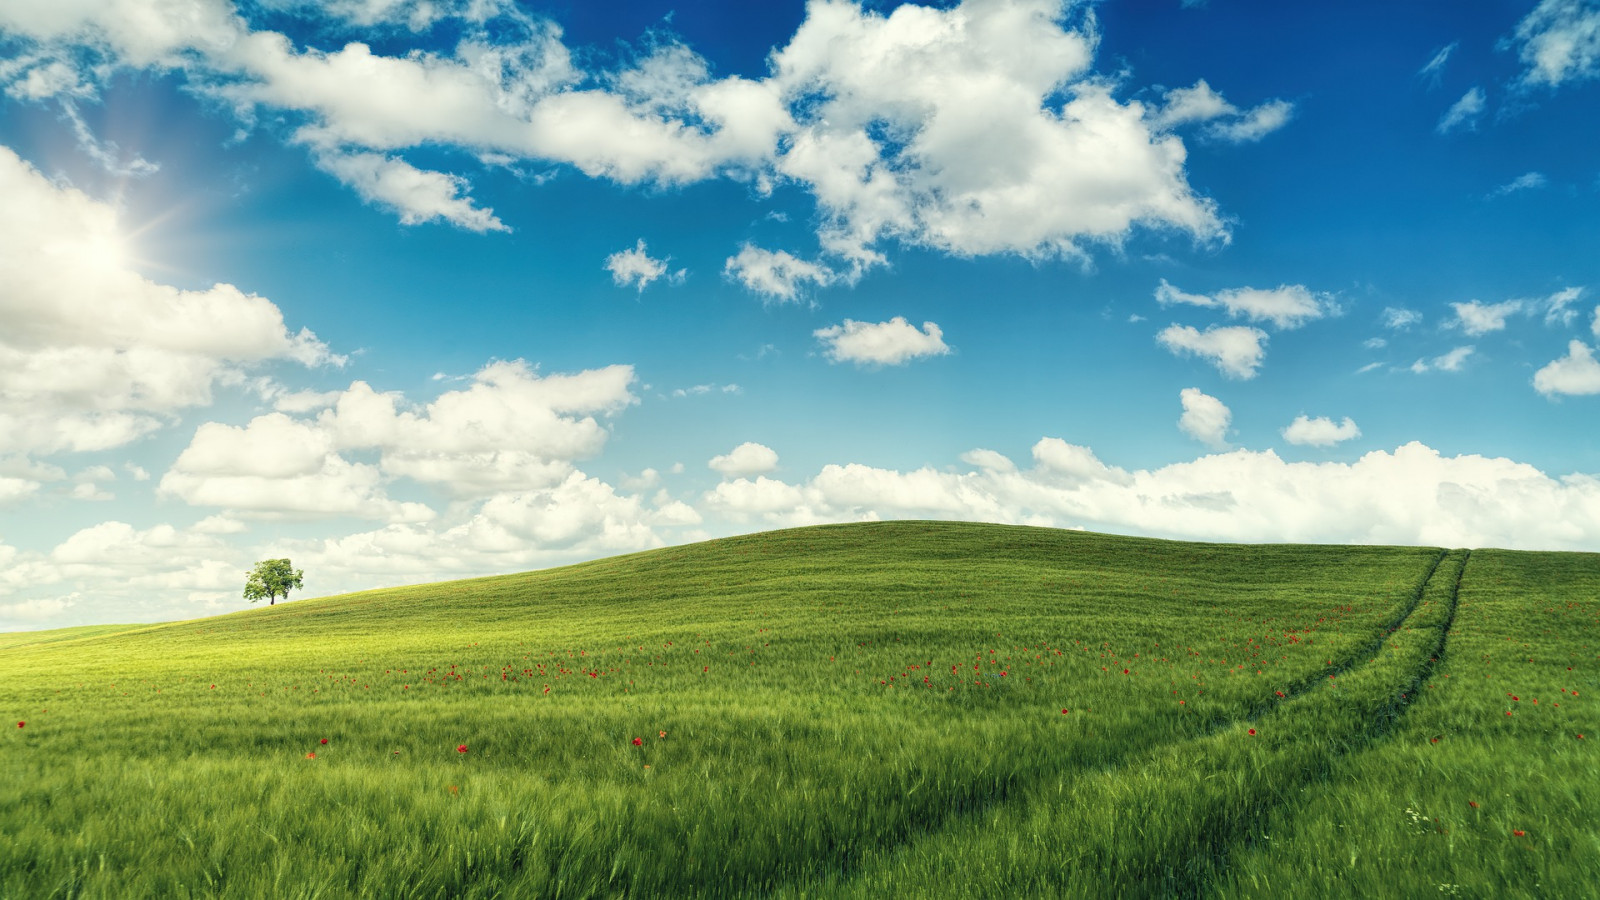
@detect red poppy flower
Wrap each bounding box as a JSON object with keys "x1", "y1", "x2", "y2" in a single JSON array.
[
  {"x1": 1469, "y1": 801, "x2": 1478, "y2": 808},
  {"x1": 632, "y1": 737, "x2": 643, "y2": 746},
  {"x1": 16, "y1": 721, "x2": 23, "y2": 728},
  {"x1": 1061, "y1": 709, "x2": 1069, "y2": 714},
  {"x1": 457, "y1": 744, "x2": 468, "y2": 753},
  {"x1": 659, "y1": 731, "x2": 667, "y2": 738},
  {"x1": 305, "y1": 752, "x2": 316, "y2": 759},
  {"x1": 320, "y1": 738, "x2": 329, "y2": 745},
  {"x1": 1248, "y1": 728, "x2": 1256, "y2": 736},
  {"x1": 1513, "y1": 830, "x2": 1525, "y2": 837},
  {"x1": 1122, "y1": 669, "x2": 1130, "y2": 674}
]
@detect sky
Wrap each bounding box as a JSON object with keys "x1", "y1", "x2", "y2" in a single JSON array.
[{"x1": 2, "y1": 0, "x2": 1599, "y2": 631}]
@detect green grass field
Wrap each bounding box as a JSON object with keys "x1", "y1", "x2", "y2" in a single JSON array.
[{"x1": 2, "y1": 521, "x2": 1595, "y2": 898}]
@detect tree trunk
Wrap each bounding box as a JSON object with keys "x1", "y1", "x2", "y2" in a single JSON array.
[{"x1": 270, "y1": 596, "x2": 275, "y2": 605}]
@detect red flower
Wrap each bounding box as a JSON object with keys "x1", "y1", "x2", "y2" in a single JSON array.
[
  {"x1": 632, "y1": 737, "x2": 643, "y2": 746},
  {"x1": 659, "y1": 731, "x2": 667, "y2": 738},
  {"x1": 457, "y1": 744, "x2": 468, "y2": 753},
  {"x1": 1122, "y1": 669, "x2": 1130, "y2": 675},
  {"x1": 1513, "y1": 830, "x2": 1525, "y2": 837},
  {"x1": 320, "y1": 738, "x2": 329, "y2": 745},
  {"x1": 1248, "y1": 728, "x2": 1257, "y2": 736},
  {"x1": 305, "y1": 752, "x2": 316, "y2": 759},
  {"x1": 1469, "y1": 801, "x2": 1478, "y2": 808},
  {"x1": 16, "y1": 721, "x2": 22, "y2": 728},
  {"x1": 1061, "y1": 709, "x2": 1069, "y2": 714}
]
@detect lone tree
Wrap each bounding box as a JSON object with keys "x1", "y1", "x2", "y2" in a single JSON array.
[{"x1": 244, "y1": 558, "x2": 304, "y2": 606}]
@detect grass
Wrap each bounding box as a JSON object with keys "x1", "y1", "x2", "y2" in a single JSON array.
[{"x1": 1, "y1": 521, "x2": 1594, "y2": 898}]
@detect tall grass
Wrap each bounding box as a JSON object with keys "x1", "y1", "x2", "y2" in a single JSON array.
[{"x1": 2, "y1": 522, "x2": 1593, "y2": 898}]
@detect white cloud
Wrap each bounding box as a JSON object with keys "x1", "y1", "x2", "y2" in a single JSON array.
[
  {"x1": 1155, "y1": 280, "x2": 1332, "y2": 329},
  {"x1": 671, "y1": 383, "x2": 741, "y2": 398},
  {"x1": 1533, "y1": 340, "x2": 1600, "y2": 396},
  {"x1": 1282, "y1": 415, "x2": 1361, "y2": 447},
  {"x1": 1178, "y1": 387, "x2": 1230, "y2": 448},
  {"x1": 0, "y1": 144, "x2": 340, "y2": 458},
  {"x1": 1542, "y1": 286, "x2": 1583, "y2": 326},
  {"x1": 1363, "y1": 337, "x2": 1387, "y2": 349},
  {"x1": 814, "y1": 317, "x2": 951, "y2": 366},
  {"x1": 1148, "y1": 80, "x2": 1293, "y2": 143},
  {"x1": 605, "y1": 239, "x2": 672, "y2": 291},
  {"x1": 1411, "y1": 346, "x2": 1475, "y2": 373},
  {"x1": 1157, "y1": 324, "x2": 1268, "y2": 379},
  {"x1": 709, "y1": 442, "x2": 780, "y2": 478},
  {"x1": 1382, "y1": 307, "x2": 1422, "y2": 329},
  {"x1": 1437, "y1": 87, "x2": 1485, "y2": 133},
  {"x1": 723, "y1": 244, "x2": 834, "y2": 303},
  {"x1": 161, "y1": 360, "x2": 638, "y2": 516},
  {"x1": 1593, "y1": 305, "x2": 1600, "y2": 337},
  {"x1": 311, "y1": 148, "x2": 508, "y2": 231},
  {"x1": 0, "y1": 0, "x2": 1247, "y2": 278},
  {"x1": 1419, "y1": 42, "x2": 1457, "y2": 82},
  {"x1": 702, "y1": 439, "x2": 1600, "y2": 551},
  {"x1": 1489, "y1": 171, "x2": 1548, "y2": 197},
  {"x1": 1451, "y1": 299, "x2": 1523, "y2": 335},
  {"x1": 1513, "y1": 0, "x2": 1600, "y2": 88}
]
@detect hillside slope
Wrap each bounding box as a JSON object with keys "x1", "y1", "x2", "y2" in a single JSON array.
[{"x1": 2, "y1": 521, "x2": 1594, "y2": 898}]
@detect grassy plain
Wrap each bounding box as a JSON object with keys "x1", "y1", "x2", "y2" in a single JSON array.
[{"x1": 1, "y1": 521, "x2": 1594, "y2": 898}]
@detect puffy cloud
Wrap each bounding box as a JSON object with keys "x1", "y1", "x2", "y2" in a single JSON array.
[
  {"x1": 1, "y1": 0, "x2": 1244, "y2": 277},
  {"x1": 814, "y1": 317, "x2": 951, "y2": 366},
  {"x1": 1282, "y1": 415, "x2": 1361, "y2": 447},
  {"x1": 311, "y1": 148, "x2": 508, "y2": 231},
  {"x1": 703, "y1": 439, "x2": 1600, "y2": 551},
  {"x1": 0, "y1": 144, "x2": 339, "y2": 457},
  {"x1": 1155, "y1": 280, "x2": 1332, "y2": 329},
  {"x1": 1533, "y1": 340, "x2": 1600, "y2": 396},
  {"x1": 1513, "y1": 0, "x2": 1600, "y2": 88},
  {"x1": 605, "y1": 239, "x2": 672, "y2": 291},
  {"x1": 723, "y1": 245, "x2": 834, "y2": 303},
  {"x1": 1178, "y1": 388, "x2": 1231, "y2": 448},
  {"x1": 161, "y1": 360, "x2": 638, "y2": 516},
  {"x1": 1411, "y1": 346, "x2": 1475, "y2": 373},
  {"x1": 1451, "y1": 299, "x2": 1523, "y2": 335},
  {"x1": 1437, "y1": 87, "x2": 1485, "y2": 133},
  {"x1": 709, "y1": 442, "x2": 780, "y2": 478},
  {"x1": 1157, "y1": 324, "x2": 1268, "y2": 379}
]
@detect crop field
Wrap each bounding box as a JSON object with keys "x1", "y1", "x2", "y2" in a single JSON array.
[{"x1": 2, "y1": 521, "x2": 1595, "y2": 898}]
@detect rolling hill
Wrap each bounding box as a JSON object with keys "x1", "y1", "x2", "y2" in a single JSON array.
[{"x1": 2, "y1": 521, "x2": 1595, "y2": 898}]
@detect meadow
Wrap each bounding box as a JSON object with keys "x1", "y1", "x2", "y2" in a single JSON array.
[{"x1": 2, "y1": 521, "x2": 1594, "y2": 898}]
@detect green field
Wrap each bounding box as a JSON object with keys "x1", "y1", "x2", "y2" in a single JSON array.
[{"x1": 2, "y1": 521, "x2": 1595, "y2": 898}]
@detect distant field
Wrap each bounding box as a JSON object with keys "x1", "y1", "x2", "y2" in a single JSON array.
[{"x1": 2, "y1": 521, "x2": 1595, "y2": 898}]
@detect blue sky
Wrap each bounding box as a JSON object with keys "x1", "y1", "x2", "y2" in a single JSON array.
[{"x1": 3, "y1": 0, "x2": 1599, "y2": 630}]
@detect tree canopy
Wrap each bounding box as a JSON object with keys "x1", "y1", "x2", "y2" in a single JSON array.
[{"x1": 244, "y1": 559, "x2": 304, "y2": 606}]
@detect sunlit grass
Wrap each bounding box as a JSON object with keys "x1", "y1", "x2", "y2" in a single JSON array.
[{"x1": 2, "y1": 522, "x2": 1594, "y2": 898}]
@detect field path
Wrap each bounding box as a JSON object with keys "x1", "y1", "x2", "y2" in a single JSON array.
[{"x1": 780, "y1": 548, "x2": 1471, "y2": 899}]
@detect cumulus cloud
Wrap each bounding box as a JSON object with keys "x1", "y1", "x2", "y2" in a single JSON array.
[
  {"x1": 1177, "y1": 388, "x2": 1230, "y2": 448},
  {"x1": 1282, "y1": 415, "x2": 1361, "y2": 447},
  {"x1": 701, "y1": 439, "x2": 1600, "y2": 551},
  {"x1": 1512, "y1": 0, "x2": 1600, "y2": 88},
  {"x1": 1157, "y1": 324, "x2": 1268, "y2": 379},
  {"x1": 1451, "y1": 299, "x2": 1523, "y2": 335},
  {"x1": 605, "y1": 239, "x2": 673, "y2": 291},
  {"x1": 1155, "y1": 280, "x2": 1332, "y2": 329},
  {"x1": 0, "y1": 0, "x2": 1240, "y2": 279},
  {"x1": 0, "y1": 144, "x2": 339, "y2": 459},
  {"x1": 1437, "y1": 86, "x2": 1486, "y2": 133},
  {"x1": 312, "y1": 148, "x2": 508, "y2": 231},
  {"x1": 1411, "y1": 346, "x2": 1475, "y2": 373},
  {"x1": 723, "y1": 244, "x2": 834, "y2": 303},
  {"x1": 1533, "y1": 340, "x2": 1600, "y2": 396},
  {"x1": 161, "y1": 359, "x2": 638, "y2": 516},
  {"x1": 814, "y1": 317, "x2": 951, "y2": 366},
  {"x1": 709, "y1": 442, "x2": 780, "y2": 478}
]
